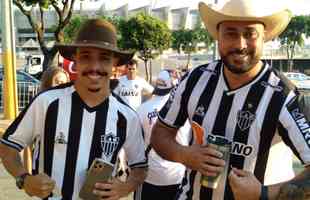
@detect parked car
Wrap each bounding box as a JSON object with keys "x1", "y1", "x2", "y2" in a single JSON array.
[
  {"x1": 283, "y1": 72, "x2": 310, "y2": 90},
  {"x1": 0, "y1": 69, "x2": 40, "y2": 110}
]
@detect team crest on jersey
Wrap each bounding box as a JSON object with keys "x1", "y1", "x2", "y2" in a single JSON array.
[
  {"x1": 195, "y1": 105, "x2": 206, "y2": 117},
  {"x1": 55, "y1": 132, "x2": 67, "y2": 144},
  {"x1": 237, "y1": 110, "x2": 256, "y2": 131},
  {"x1": 101, "y1": 133, "x2": 119, "y2": 159}
]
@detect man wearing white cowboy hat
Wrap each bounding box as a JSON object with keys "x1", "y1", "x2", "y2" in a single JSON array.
[
  {"x1": 151, "y1": 0, "x2": 310, "y2": 200},
  {"x1": 0, "y1": 19, "x2": 147, "y2": 200}
]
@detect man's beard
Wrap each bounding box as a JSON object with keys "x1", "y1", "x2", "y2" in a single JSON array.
[{"x1": 221, "y1": 48, "x2": 260, "y2": 74}]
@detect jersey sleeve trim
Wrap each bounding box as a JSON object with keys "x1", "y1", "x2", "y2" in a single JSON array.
[
  {"x1": 158, "y1": 115, "x2": 180, "y2": 129},
  {"x1": 128, "y1": 161, "x2": 148, "y2": 169},
  {"x1": 0, "y1": 138, "x2": 24, "y2": 152}
]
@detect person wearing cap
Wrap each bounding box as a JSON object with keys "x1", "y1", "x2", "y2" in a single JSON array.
[
  {"x1": 114, "y1": 59, "x2": 154, "y2": 110},
  {"x1": 135, "y1": 70, "x2": 190, "y2": 199},
  {"x1": 151, "y1": 0, "x2": 310, "y2": 200},
  {"x1": 0, "y1": 19, "x2": 147, "y2": 200}
]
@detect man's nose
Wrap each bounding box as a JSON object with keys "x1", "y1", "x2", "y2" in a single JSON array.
[{"x1": 233, "y1": 34, "x2": 248, "y2": 49}]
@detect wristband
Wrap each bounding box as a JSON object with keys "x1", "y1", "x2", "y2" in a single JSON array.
[{"x1": 260, "y1": 185, "x2": 268, "y2": 200}]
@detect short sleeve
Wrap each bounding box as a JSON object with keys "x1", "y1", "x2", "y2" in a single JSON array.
[
  {"x1": 1, "y1": 96, "x2": 42, "y2": 151},
  {"x1": 122, "y1": 113, "x2": 147, "y2": 168},
  {"x1": 278, "y1": 91, "x2": 310, "y2": 165},
  {"x1": 158, "y1": 73, "x2": 190, "y2": 129}
]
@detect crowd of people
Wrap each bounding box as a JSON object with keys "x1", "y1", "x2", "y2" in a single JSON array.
[{"x1": 0, "y1": 0, "x2": 310, "y2": 200}]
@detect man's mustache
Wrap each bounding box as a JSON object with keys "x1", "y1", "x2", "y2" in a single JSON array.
[
  {"x1": 82, "y1": 70, "x2": 108, "y2": 77},
  {"x1": 228, "y1": 49, "x2": 249, "y2": 56}
]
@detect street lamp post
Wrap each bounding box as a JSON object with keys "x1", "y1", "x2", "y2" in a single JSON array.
[{"x1": 1, "y1": 0, "x2": 18, "y2": 119}]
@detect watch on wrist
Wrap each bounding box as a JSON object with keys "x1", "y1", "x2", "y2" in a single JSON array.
[{"x1": 16, "y1": 173, "x2": 30, "y2": 189}]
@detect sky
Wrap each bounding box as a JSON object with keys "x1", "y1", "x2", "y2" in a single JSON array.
[{"x1": 96, "y1": 0, "x2": 310, "y2": 15}]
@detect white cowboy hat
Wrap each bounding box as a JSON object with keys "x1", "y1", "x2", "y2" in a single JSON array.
[{"x1": 199, "y1": 0, "x2": 292, "y2": 41}]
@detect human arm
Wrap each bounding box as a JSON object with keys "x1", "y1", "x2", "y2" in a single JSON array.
[
  {"x1": 0, "y1": 94, "x2": 55, "y2": 198},
  {"x1": 0, "y1": 144, "x2": 55, "y2": 198},
  {"x1": 151, "y1": 120, "x2": 225, "y2": 177}
]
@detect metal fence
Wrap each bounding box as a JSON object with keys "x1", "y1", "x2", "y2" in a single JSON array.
[{"x1": 0, "y1": 82, "x2": 40, "y2": 111}]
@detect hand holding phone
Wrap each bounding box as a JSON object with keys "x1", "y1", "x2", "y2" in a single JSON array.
[{"x1": 79, "y1": 158, "x2": 114, "y2": 200}]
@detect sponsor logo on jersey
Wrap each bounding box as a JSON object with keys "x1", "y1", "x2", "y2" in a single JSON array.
[
  {"x1": 147, "y1": 109, "x2": 158, "y2": 125},
  {"x1": 237, "y1": 110, "x2": 256, "y2": 131},
  {"x1": 120, "y1": 89, "x2": 139, "y2": 97},
  {"x1": 261, "y1": 81, "x2": 283, "y2": 92},
  {"x1": 290, "y1": 108, "x2": 310, "y2": 146},
  {"x1": 55, "y1": 132, "x2": 67, "y2": 144},
  {"x1": 207, "y1": 134, "x2": 254, "y2": 157},
  {"x1": 231, "y1": 141, "x2": 254, "y2": 156},
  {"x1": 101, "y1": 133, "x2": 119, "y2": 159}
]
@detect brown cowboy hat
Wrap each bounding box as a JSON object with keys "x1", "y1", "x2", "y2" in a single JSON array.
[
  {"x1": 56, "y1": 19, "x2": 134, "y2": 66},
  {"x1": 199, "y1": 0, "x2": 292, "y2": 41}
]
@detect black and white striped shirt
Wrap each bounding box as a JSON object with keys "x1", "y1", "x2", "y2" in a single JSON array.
[
  {"x1": 158, "y1": 61, "x2": 310, "y2": 200},
  {"x1": 1, "y1": 83, "x2": 147, "y2": 200}
]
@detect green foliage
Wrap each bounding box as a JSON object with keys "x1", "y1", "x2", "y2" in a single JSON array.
[
  {"x1": 171, "y1": 27, "x2": 213, "y2": 54},
  {"x1": 118, "y1": 13, "x2": 171, "y2": 61},
  {"x1": 20, "y1": 0, "x2": 51, "y2": 9},
  {"x1": 64, "y1": 15, "x2": 88, "y2": 43},
  {"x1": 279, "y1": 15, "x2": 310, "y2": 70}
]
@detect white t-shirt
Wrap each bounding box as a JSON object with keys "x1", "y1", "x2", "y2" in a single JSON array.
[
  {"x1": 137, "y1": 95, "x2": 190, "y2": 186},
  {"x1": 114, "y1": 76, "x2": 154, "y2": 110},
  {"x1": 264, "y1": 135, "x2": 295, "y2": 185}
]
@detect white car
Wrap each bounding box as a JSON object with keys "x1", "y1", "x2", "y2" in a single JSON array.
[{"x1": 283, "y1": 72, "x2": 310, "y2": 90}]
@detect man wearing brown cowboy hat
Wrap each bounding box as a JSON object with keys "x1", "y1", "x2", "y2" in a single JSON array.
[
  {"x1": 151, "y1": 0, "x2": 310, "y2": 199},
  {"x1": 0, "y1": 19, "x2": 147, "y2": 200}
]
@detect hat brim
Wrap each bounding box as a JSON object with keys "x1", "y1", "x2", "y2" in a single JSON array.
[
  {"x1": 56, "y1": 43, "x2": 134, "y2": 66},
  {"x1": 152, "y1": 87, "x2": 173, "y2": 96},
  {"x1": 199, "y1": 2, "x2": 292, "y2": 42}
]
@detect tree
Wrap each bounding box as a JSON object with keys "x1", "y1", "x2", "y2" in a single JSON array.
[
  {"x1": 118, "y1": 13, "x2": 171, "y2": 82},
  {"x1": 14, "y1": 0, "x2": 77, "y2": 70},
  {"x1": 171, "y1": 26, "x2": 213, "y2": 69},
  {"x1": 63, "y1": 15, "x2": 88, "y2": 43},
  {"x1": 278, "y1": 15, "x2": 310, "y2": 71}
]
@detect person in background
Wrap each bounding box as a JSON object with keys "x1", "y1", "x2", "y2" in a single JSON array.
[
  {"x1": 136, "y1": 69, "x2": 190, "y2": 199},
  {"x1": 114, "y1": 59, "x2": 154, "y2": 110},
  {"x1": 40, "y1": 66, "x2": 70, "y2": 91},
  {"x1": 151, "y1": 0, "x2": 310, "y2": 199}
]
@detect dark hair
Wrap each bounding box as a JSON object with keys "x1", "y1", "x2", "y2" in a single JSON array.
[{"x1": 126, "y1": 59, "x2": 138, "y2": 66}]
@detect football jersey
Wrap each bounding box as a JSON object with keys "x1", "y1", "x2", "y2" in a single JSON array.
[
  {"x1": 1, "y1": 83, "x2": 147, "y2": 200},
  {"x1": 158, "y1": 61, "x2": 310, "y2": 200}
]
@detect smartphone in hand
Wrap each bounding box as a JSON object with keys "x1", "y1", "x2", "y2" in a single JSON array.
[{"x1": 79, "y1": 158, "x2": 114, "y2": 200}]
